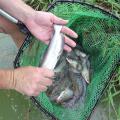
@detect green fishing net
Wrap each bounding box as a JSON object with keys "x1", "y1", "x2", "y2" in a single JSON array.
[{"x1": 14, "y1": 1, "x2": 120, "y2": 120}]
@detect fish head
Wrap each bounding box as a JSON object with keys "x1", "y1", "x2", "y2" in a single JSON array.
[
  {"x1": 66, "y1": 57, "x2": 77, "y2": 67},
  {"x1": 82, "y1": 67, "x2": 90, "y2": 83},
  {"x1": 66, "y1": 57, "x2": 82, "y2": 72},
  {"x1": 56, "y1": 88, "x2": 73, "y2": 103}
]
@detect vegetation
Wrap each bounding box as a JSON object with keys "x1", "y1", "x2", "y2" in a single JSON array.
[
  {"x1": 24, "y1": 0, "x2": 53, "y2": 10},
  {"x1": 87, "y1": 0, "x2": 120, "y2": 17},
  {"x1": 24, "y1": 0, "x2": 120, "y2": 18},
  {"x1": 102, "y1": 67, "x2": 120, "y2": 119},
  {"x1": 25, "y1": 0, "x2": 120, "y2": 119}
]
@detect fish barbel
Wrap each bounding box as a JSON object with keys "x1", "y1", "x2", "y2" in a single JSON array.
[{"x1": 41, "y1": 25, "x2": 64, "y2": 70}]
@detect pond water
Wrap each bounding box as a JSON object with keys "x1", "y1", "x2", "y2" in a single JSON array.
[{"x1": 0, "y1": 33, "x2": 119, "y2": 120}]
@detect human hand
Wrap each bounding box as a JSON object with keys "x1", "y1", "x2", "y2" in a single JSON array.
[
  {"x1": 24, "y1": 11, "x2": 78, "y2": 52},
  {"x1": 12, "y1": 66, "x2": 54, "y2": 96}
]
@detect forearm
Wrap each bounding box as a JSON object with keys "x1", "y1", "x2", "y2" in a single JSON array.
[
  {"x1": 0, "y1": 69, "x2": 15, "y2": 89},
  {"x1": 0, "y1": 0, "x2": 35, "y2": 23}
]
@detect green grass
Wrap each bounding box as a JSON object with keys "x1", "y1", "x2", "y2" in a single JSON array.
[
  {"x1": 102, "y1": 67, "x2": 120, "y2": 119},
  {"x1": 25, "y1": 0, "x2": 53, "y2": 10},
  {"x1": 25, "y1": 0, "x2": 120, "y2": 17},
  {"x1": 25, "y1": 0, "x2": 120, "y2": 119},
  {"x1": 87, "y1": 0, "x2": 120, "y2": 17}
]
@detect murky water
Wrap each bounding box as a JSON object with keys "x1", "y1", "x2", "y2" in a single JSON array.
[{"x1": 0, "y1": 33, "x2": 119, "y2": 120}]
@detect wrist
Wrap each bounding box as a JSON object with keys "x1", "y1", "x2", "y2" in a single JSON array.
[
  {"x1": 20, "y1": 6, "x2": 36, "y2": 24},
  {"x1": 0, "y1": 69, "x2": 15, "y2": 89}
]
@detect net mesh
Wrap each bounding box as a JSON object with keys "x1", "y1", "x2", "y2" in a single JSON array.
[{"x1": 14, "y1": 1, "x2": 120, "y2": 120}]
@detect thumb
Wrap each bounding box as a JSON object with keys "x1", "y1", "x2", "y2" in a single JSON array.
[{"x1": 52, "y1": 14, "x2": 68, "y2": 25}]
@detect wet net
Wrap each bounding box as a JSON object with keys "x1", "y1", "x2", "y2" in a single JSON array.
[{"x1": 14, "y1": 1, "x2": 120, "y2": 120}]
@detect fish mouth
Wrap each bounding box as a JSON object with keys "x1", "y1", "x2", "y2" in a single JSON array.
[{"x1": 66, "y1": 54, "x2": 77, "y2": 63}]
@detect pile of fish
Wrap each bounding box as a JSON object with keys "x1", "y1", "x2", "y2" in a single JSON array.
[{"x1": 46, "y1": 45, "x2": 91, "y2": 108}]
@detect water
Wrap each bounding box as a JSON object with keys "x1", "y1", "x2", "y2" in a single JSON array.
[{"x1": 0, "y1": 33, "x2": 119, "y2": 120}]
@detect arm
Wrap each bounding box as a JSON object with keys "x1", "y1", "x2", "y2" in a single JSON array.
[
  {"x1": 0, "y1": 0, "x2": 78, "y2": 96},
  {"x1": 0, "y1": 0, "x2": 34, "y2": 23},
  {"x1": 0, "y1": 67, "x2": 54, "y2": 96},
  {"x1": 0, "y1": 69, "x2": 14, "y2": 89},
  {"x1": 0, "y1": 0, "x2": 77, "y2": 52}
]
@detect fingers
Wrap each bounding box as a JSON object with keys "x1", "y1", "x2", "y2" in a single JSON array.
[
  {"x1": 64, "y1": 35, "x2": 76, "y2": 47},
  {"x1": 61, "y1": 35, "x2": 76, "y2": 52},
  {"x1": 42, "y1": 36, "x2": 76, "y2": 52},
  {"x1": 37, "y1": 67, "x2": 54, "y2": 78},
  {"x1": 32, "y1": 77, "x2": 53, "y2": 96},
  {"x1": 29, "y1": 85, "x2": 48, "y2": 97},
  {"x1": 38, "y1": 77, "x2": 53, "y2": 86},
  {"x1": 52, "y1": 14, "x2": 78, "y2": 39},
  {"x1": 34, "y1": 85, "x2": 48, "y2": 96},
  {"x1": 14, "y1": 66, "x2": 55, "y2": 97},
  {"x1": 52, "y1": 14, "x2": 68, "y2": 25},
  {"x1": 64, "y1": 44, "x2": 72, "y2": 52},
  {"x1": 61, "y1": 26, "x2": 78, "y2": 38}
]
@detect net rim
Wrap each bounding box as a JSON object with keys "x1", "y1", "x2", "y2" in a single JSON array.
[{"x1": 47, "y1": 0, "x2": 120, "y2": 21}]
